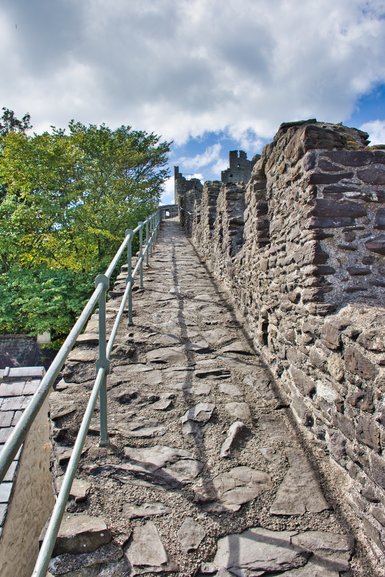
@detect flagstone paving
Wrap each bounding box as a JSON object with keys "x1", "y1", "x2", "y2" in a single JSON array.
[{"x1": 48, "y1": 220, "x2": 367, "y2": 576}]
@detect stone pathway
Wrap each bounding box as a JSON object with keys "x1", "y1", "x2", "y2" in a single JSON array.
[{"x1": 48, "y1": 220, "x2": 363, "y2": 576}]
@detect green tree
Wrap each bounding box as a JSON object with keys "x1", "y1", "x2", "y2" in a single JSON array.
[
  {"x1": 0, "y1": 116, "x2": 171, "y2": 339},
  {"x1": 0, "y1": 121, "x2": 170, "y2": 272},
  {"x1": 0, "y1": 267, "x2": 94, "y2": 345},
  {"x1": 0, "y1": 107, "x2": 31, "y2": 138},
  {"x1": 0, "y1": 107, "x2": 32, "y2": 204}
]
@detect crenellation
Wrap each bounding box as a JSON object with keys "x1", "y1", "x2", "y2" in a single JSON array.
[
  {"x1": 181, "y1": 119, "x2": 385, "y2": 569},
  {"x1": 221, "y1": 150, "x2": 258, "y2": 184},
  {"x1": 174, "y1": 166, "x2": 203, "y2": 205}
]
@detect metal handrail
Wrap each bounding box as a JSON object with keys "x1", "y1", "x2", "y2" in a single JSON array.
[{"x1": 0, "y1": 208, "x2": 162, "y2": 577}]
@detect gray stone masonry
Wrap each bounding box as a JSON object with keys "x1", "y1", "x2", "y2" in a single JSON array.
[
  {"x1": 184, "y1": 119, "x2": 385, "y2": 573},
  {"x1": 174, "y1": 166, "x2": 203, "y2": 205},
  {"x1": 221, "y1": 150, "x2": 259, "y2": 184},
  {"x1": 46, "y1": 220, "x2": 370, "y2": 577},
  {"x1": 0, "y1": 335, "x2": 41, "y2": 369}
]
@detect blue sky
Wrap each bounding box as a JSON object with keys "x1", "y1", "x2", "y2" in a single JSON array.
[
  {"x1": 165, "y1": 84, "x2": 385, "y2": 204},
  {"x1": 1, "y1": 0, "x2": 385, "y2": 205}
]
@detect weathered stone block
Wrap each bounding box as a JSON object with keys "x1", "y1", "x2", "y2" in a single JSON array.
[
  {"x1": 309, "y1": 172, "x2": 354, "y2": 184},
  {"x1": 321, "y1": 323, "x2": 341, "y2": 350},
  {"x1": 371, "y1": 506, "x2": 385, "y2": 527},
  {"x1": 358, "y1": 166, "x2": 385, "y2": 185},
  {"x1": 345, "y1": 284, "x2": 368, "y2": 293},
  {"x1": 327, "y1": 430, "x2": 347, "y2": 461},
  {"x1": 302, "y1": 150, "x2": 317, "y2": 171},
  {"x1": 333, "y1": 412, "x2": 355, "y2": 441},
  {"x1": 314, "y1": 199, "x2": 367, "y2": 218},
  {"x1": 307, "y1": 303, "x2": 337, "y2": 315},
  {"x1": 293, "y1": 241, "x2": 329, "y2": 266},
  {"x1": 310, "y1": 216, "x2": 355, "y2": 228},
  {"x1": 366, "y1": 234, "x2": 385, "y2": 255},
  {"x1": 357, "y1": 329, "x2": 385, "y2": 352},
  {"x1": 359, "y1": 515, "x2": 385, "y2": 552},
  {"x1": 53, "y1": 515, "x2": 112, "y2": 555},
  {"x1": 370, "y1": 453, "x2": 385, "y2": 488},
  {"x1": 327, "y1": 353, "x2": 345, "y2": 382},
  {"x1": 323, "y1": 184, "x2": 360, "y2": 194},
  {"x1": 289, "y1": 366, "x2": 316, "y2": 397},
  {"x1": 309, "y1": 346, "x2": 328, "y2": 370},
  {"x1": 356, "y1": 414, "x2": 380, "y2": 451},
  {"x1": 324, "y1": 150, "x2": 385, "y2": 167},
  {"x1": 291, "y1": 393, "x2": 314, "y2": 427},
  {"x1": 344, "y1": 347, "x2": 378, "y2": 380},
  {"x1": 316, "y1": 381, "x2": 340, "y2": 405},
  {"x1": 375, "y1": 208, "x2": 385, "y2": 230},
  {"x1": 314, "y1": 265, "x2": 336, "y2": 275},
  {"x1": 318, "y1": 158, "x2": 350, "y2": 172},
  {"x1": 286, "y1": 346, "x2": 307, "y2": 365},
  {"x1": 302, "y1": 123, "x2": 368, "y2": 151},
  {"x1": 347, "y1": 389, "x2": 374, "y2": 413},
  {"x1": 337, "y1": 243, "x2": 358, "y2": 252},
  {"x1": 361, "y1": 484, "x2": 381, "y2": 503},
  {"x1": 347, "y1": 266, "x2": 371, "y2": 276}
]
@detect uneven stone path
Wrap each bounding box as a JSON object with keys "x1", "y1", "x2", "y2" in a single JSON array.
[{"x1": 49, "y1": 220, "x2": 361, "y2": 576}]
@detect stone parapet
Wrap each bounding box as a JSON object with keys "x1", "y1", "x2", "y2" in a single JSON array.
[{"x1": 183, "y1": 119, "x2": 385, "y2": 569}]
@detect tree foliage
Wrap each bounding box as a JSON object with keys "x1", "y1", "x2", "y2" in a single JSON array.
[
  {"x1": 0, "y1": 107, "x2": 31, "y2": 138},
  {"x1": 0, "y1": 111, "x2": 171, "y2": 339},
  {"x1": 0, "y1": 267, "x2": 94, "y2": 343},
  {"x1": 0, "y1": 120, "x2": 170, "y2": 272}
]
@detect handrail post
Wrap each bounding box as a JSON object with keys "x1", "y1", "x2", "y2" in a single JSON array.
[
  {"x1": 145, "y1": 219, "x2": 149, "y2": 266},
  {"x1": 155, "y1": 211, "x2": 159, "y2": 243},
  {"x1": 138, "y1": 221, "x2": 144, "y2": 289},
  {"x1": 95, "y1": 274, "x2": 110, "y2": 447},
  {"x1": 126, "y1": 229, "x2": 133, "y2": 325},
  {"x1": 150, "y1": 214, "x2": 154, "y2": 257}
]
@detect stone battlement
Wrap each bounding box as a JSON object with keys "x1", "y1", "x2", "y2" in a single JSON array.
[{"x1": 178, "y1": 119, "x2": 385, "y2": 569}]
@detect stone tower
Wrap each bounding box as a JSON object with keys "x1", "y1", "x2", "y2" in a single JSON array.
[{"x1": 221, "y1": 150, "x2": 258, "y2": 184}]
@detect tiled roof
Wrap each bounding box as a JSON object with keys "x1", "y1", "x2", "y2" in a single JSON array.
[{"x1": 0, "y1": 367, "x2": 45, "y2": 536}]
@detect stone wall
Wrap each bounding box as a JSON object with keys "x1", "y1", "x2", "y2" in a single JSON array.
[
  {"x1": 195, "y1": 182, "x2": 246, "y2": 288},
  {"x1": 0, "y1": 335, "x2": 40, "y2": 369},
  {"x1": 183, "y1": 120, "x2": 385, "y2": 567},
  {"x1": 192, "y1": 181, "x2": 221, "y2": 262},
  {"x1": 174, "y1": 166, "x2": 203, "y2": 205},
  {"x1": 0, "y1": 397, "x2": 54, "y2": 577},
  {"x1": 221, "y1": 150, "x2": 258, "y2": 184}
]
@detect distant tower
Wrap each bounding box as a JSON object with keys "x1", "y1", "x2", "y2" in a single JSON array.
[
  {"x1": 174, "y1": 166, "x2": 203, "y2": 204},
  {"x1": 221, "y1": 150, "x2": 257, "y2": 184}
]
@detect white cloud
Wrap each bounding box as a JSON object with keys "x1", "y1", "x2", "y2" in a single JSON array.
[
  {"x1": 360, "y1": 120, "x2": 385, "y2": 144},
  {"x1": 185, "y1": 173, "x2": 204, "y2": 181},
  {"x1": 227, "y1": 128, "x2": 265, "y2": 157},
  {"x1": 161, "y1": 176, "x2": 175, "y2": 206},
  {"x1": 177, "y1": 144, "x2": 222, "y2": 170},
  {"x1": 212, "y1": 158, "x2": 230, "y2": 178},
  {"x1": 1, "y1": 0, "x2": 385, "y2": 144}
]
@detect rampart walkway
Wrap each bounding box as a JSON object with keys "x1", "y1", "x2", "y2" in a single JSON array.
[{"x1": 49, "y1": 219, "x2": 364, "y2": 576}]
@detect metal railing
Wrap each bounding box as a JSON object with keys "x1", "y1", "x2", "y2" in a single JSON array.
[{"x1": 0, "y1": 209, "x2": 162, "y2": 577}]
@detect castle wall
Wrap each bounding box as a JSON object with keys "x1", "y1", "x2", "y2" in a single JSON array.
[
  {"x1": 185, "y1": 120, "x2": 385, "y2": 566},
  {"x1": 221, "y1": 150, "x2": 258, "y2": 184},
  {"x1": 174, "y1": 166, "x2": 203, "y2": 205}
]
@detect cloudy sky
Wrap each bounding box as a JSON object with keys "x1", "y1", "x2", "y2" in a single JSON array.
[{"x1": 1, "y1": 0, "x2": 385, "y2": 203}]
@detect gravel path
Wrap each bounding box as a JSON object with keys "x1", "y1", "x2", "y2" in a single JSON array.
[{"x1": 49, "y1": 219, "x2": 367, "y2": 577}]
